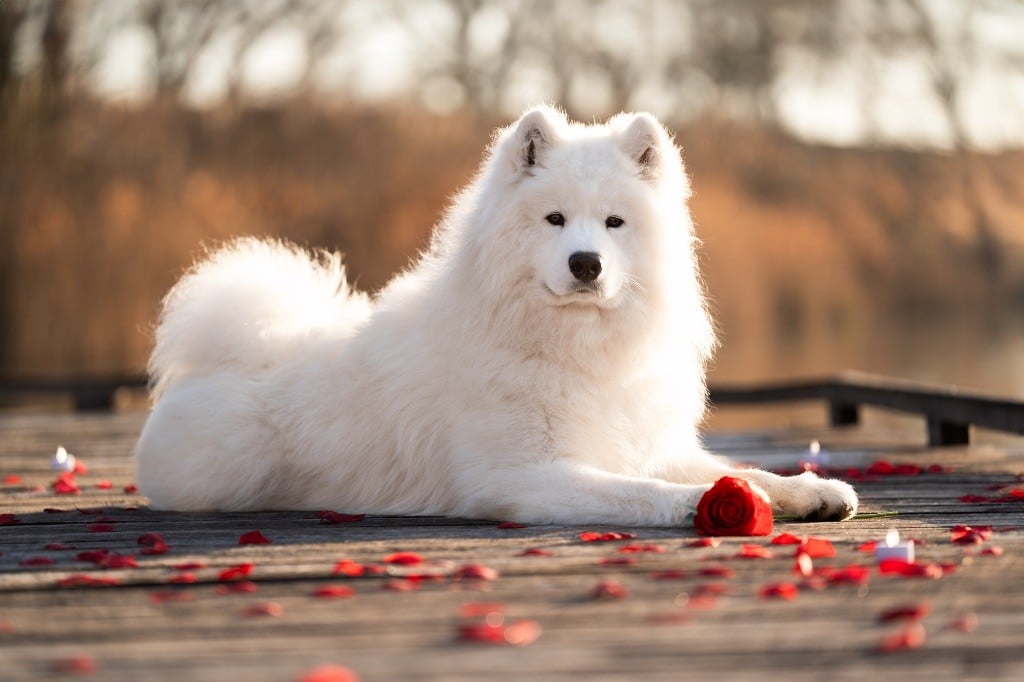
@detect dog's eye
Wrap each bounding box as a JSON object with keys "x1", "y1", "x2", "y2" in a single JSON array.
[
  {"x1": 545, "y1": 212, "x2": 565, "y2": 226},
  {"x1": 605, "y1": 215, "x2": 624, "y2": 228}
]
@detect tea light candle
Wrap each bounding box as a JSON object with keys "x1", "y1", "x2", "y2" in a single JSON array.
[
  {"x1": 50, "y1": 446, "x2": 77, "y2": 472},
  {"x1": 799, "y1": 440, "x2": 830, "y2": 470},
  {"x1": 875, "y1": 528, "x2": 915, "y2": 563}
]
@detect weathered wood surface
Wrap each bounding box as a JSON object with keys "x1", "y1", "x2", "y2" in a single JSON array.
[{"x1": 1, "y1": 411, "x2": 1022, "y2": 681}]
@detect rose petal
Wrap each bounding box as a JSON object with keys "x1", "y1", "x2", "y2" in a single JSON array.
[
  {"x1": 458, "y1": 602, "x2": 506, "y2": 618},
  {"x1": 0, "y1": 513, "x2": 19, "y2": 525},
  {"x1": 856, "y1": 541, "x2": 878, "y2": 553},
  {"x1": 332, "y1": 559, "x2": 366, "y2": 577},
  {"x1": 698, "y1": 566, "x2": 735, "y2": 578},
  {"x1": 217, "y1": 563, "x2": 254, "y2": 581},
  {"x1": 759, "y1": 582, "x2": 799, "y2": 600},
  {"x1": 239, "y1": 530, "x2": 271, "y2": 545},
  {"x1": 590, "y1": 579, "x2": 628, "y2": 599},
  {"x1": 496, "y1": 521, "x2": 528, "y2": 529},
  {"x1": 297, "y1": 664, "x2": 361, "y2": 682},
  {"x1": 243, "y1": 601, "x2": 282, "y2": 617},
  {"x1": 878, "y1": 603, "x2": 930, "y2": 623},
  {"x1": 170, "y1": 573, "x2": 197, "y2": 584},
  {"x1": 311, "y1": 581, "x2": 356, "y2": 598},
  {"x1": 686, "y1": 537, "x2": 721, "y2": 548},
  {"x1": 58, "y1": 574, "x2": 120, "y2": 587},
  {"x1": 978, "y1": 546, "x2": 1004, "y2": 556},
  {"x1": 19, "y1": 556, "x2": 55, "y2": 566},
  {"x1": 617, "y1": 544, "x2": 665, "y2": 553},
  {"x1": 315, "y1": 511, "x2": 366, "y2": 524},
  {"x1": 2, "y1": 474, "x2": 22, "y2": 485},
  {"x1": 578, "y1": 531, "x2": 637, "y2": 542},
  {"x1": 878, "y1": 623, "x2": 926, "y2": 652},
  {"x1": 123, "y1": 484, "x2": 139, "y2": 494},
  {"x1": 947, "y1": 613, "x2": 979, "y2": 632},
  {"x1": 518, "y1": 548, "x2": 555, "y2": 557},
  {"x1": 382, "y1": 552, "x2": 423, "y2": 565},
  {"x1": 453, "y1": 564, "x2": 499, "y2": 581},
  {"x1": 87, "y1": 523, "x2": 114, "y2": 533},
  {"x1": 735, "y1": 544, "x2": 773, "y2": 559},
  {"x1": 770, "y1": 533, "x2": 804, "y2": 545},
  {"x1": 173, "y1": 562, "x2": 206, "y2": 571},
  {"x1": 797, "y1": 538, "x2": 835, "y2": 559},
  {"x1": 878, "y1": 559, "x2": 943, "y2": 579}
]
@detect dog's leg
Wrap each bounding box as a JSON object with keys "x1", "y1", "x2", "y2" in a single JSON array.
[
  {"x1": 453, "y1": 460, "x2": 712, "y2": 526},
  {"x1": 655, "y1": 452, "x2": 858, "y2": 522}
]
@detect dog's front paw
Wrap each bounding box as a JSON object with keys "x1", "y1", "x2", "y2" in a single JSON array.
[{"x1": 774, "y1": 472, "x2": 858, "y2": 522}]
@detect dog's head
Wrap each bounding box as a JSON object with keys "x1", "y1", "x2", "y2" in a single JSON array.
[{"x1": 472, "y1": 107, "x2": 695, "y2": 310}]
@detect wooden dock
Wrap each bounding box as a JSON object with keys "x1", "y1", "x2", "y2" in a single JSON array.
[{"x1": 1, "y1": 409, "x2": 1022, "y2": 681}]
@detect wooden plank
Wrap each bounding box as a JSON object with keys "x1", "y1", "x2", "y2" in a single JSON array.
[{"x1": 0, "y1": 411, "x2": 1023, "y2": 681}]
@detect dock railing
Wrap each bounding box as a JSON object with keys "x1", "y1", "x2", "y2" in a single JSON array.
[{"x1": 1, "y1": 371, "x2": 1022, "y2": 446}]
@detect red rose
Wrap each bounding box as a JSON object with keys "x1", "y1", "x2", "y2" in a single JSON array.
[{"x1": 694, "y1": 476, "x2": 773, "y2": 536}]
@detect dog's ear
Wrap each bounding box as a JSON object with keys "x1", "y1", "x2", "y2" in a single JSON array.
[
  {"x1": 504, "y1": 106, "x2": 564, "y2": 176},
  {"x1": 617, "y1": 113, "x2": 668, "y2": 182}
]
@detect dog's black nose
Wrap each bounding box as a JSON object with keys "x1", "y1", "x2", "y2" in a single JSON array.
[{"x1": 568, "y1": 252, "x2": 602, "y2": 282}]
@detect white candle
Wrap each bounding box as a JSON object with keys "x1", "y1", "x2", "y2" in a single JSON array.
[
  {"x1": 50, "y1": 446, "x2": 77, "y2": 472},
  {"x1": 799, "y1": 440, "x2": 830, "y2": 471},
  {"x1": 875, "y1": 528, "x2": 915, "y2": 563}
]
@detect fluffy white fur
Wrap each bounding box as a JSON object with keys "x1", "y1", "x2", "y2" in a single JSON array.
[{"x1": 135, "y1": 106, "x2": 858, "y2": 525}]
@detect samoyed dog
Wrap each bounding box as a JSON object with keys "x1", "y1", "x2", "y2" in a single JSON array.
[{"x1": 135, "y1": 106, "x2": 858, "y2": 525}]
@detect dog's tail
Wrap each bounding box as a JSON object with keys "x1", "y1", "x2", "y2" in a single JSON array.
[{"x1": 148, "y1": 238, "x2": 371, "y2": 399}]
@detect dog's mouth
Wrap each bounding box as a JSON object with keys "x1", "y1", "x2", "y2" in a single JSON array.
[{"x1": 542, "y1": 283, "x2": 617, "y2": 309}]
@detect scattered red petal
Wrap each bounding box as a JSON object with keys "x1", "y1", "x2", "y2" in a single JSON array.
[
  {"x1": 878, "y1": 603, "x2": 930, "y2": 623},
  {"x1": 698, "y1": 566, "x2": 735, "y2": 578},
  {"x1": 578, "y1": 531, "x2": 637, "y2": 542},
  {"x1": 458, "y1": 602, "x2": 506, "y2": 618},
  {"x1": 382, "y1": 578, "x2": 419, "y2": 592},
  {"x1": 239, "y1": 530, "x2": 271, "y2": 545},
  {"x1": 149, "y1": 590, "x2": 195, "y2": 604},
  {"x1": 173, "y1": 561, "x2": 206, "y2": 571},
  {"x1": 957, "y1": 494, "x2": 992, "y2": 503},
  {"x1": 103, "y1": 554, "x2": 138, "y2": 569},
  {"x1": 72, "y1": 460, "x2": 88, "y2": 475},
  {"x1": 95, "y1": 480, "x2": 112, "y2": 489},
  {"x1": 2, "y1": 474, "x2": 22, "y2": 485},
  {"x1": 878, "y1": 623, "x2": 926, "y2": 652},
  {"x1": 497, "y1": 521, "x2": 528, "y2": 529},
  {"x1": 617, "y1": 544, "x2": 665, "y2": 553},
  {"x1": 735, "y1": 544, "x2": 773, "y2": 559},
  {"x1": 797, "y1": 537, "x2": 835, "y2": 559},
  {"x1": 76, "y1": 507, "x2": 103, "y2": 515},
  {"x1": 503, "y1": 619, "x2": 542, "y2": 646},
  {"x1": 686, "y1": 537, "x2": 721, "y2": 547},
  {"x1": 382, "y1": 552, "x2": 423, "y2": 565},
  {"x1": 947, "y1": 613, "x2": 979, "y2": 632},
  {"x1": 243, "y1": 601, "x2": 283, "y2": 617},
  {"x1": 315, "y1": 511, "x2": 366, "y2": 524},
  {"x1": 926, "y1": 464, "x2": 952, "y2": 474},
  {"x1": 856, "y1": 541, "x2": 878, "y2": 553},
  {"x1": 453, "y1": 564, "x2": 499, "y2": 581},
  {"x1": 52, "y1": 472, "x2": 81, "y2": 495},
  {"x1": 759, "y1": 582, "x2": 799, "y2": 600},
  {"x1": 123, "y1": 484, "x2": 139, "y2": 494},
  {"x1": 76, "y1": 550, "x2": 109, "y2": 565},
  {"x1": 686, "y1": 595, "x2": 719, "y2": 609},
  {"x1": 52, "y1": 655, "x2": 97, "y2": 674},
  {"x1": 692, "y1": 582, "x2": 730, "y2": 597},
  {"x1": 0, "y1": 513, "x2": 19, "y2": 525},
  {"x1": 58, "y1": 574, "x2": 120, "y2": 587},
  {"x1": 216, "y1": 580, "x2": 258, "y2": 594},
  {"x1": 87, "y1": 523, "x2": 114, "y2": 533},
  {"x1": 950, "y1": 525, "x2": 993, "y2": 544},
  {"x1": 19, "y1": 556, "x2": 55, "y2": 566},
  {"x1": 518, "y1": 548, "x2": 556, "y2": 557},
  {"x1": 867, "y1": 460, "x2": 894, "y2": 475},
  {"x1": 878, "y1": 559, "x2": 943, "y2": 579},
  {"x1": 170, "y1": 573, "x2": 197, "y2": 584},
  {"x1": 649, "y1": 569, "x2": 688, "y2": 580},
  {"x1": 311, "y1": 581, "x2": 356, "y2": 598},
  {"x1": 794, "y1": 553, "x2": 814, "y2": 578},
  {"x1": 137, "y1": 533, "x2": 171, "y2": 555},
  {"x1": 770, "y1": 533, "x2": 804, "y2": 545},
  {"x1": 217, "y1": 563, "x2": 254, "y2": 581},
  {"x1": 590, "y1": 579, "x2": 628, "y2": 599},
  {"x1": 332, "y1": 559, "x2": 366, "y2": 577},
  {"x1": 827, "y1": 564, "x2": 871, "y2": 586},
  {"x1": 978, "y1": 546, "x2": 1004, "y2": 556},
  {"x1": 457, "y1": 621, "x2": 506, "y2": 644},
  {"x1": 297, "y1": 664, "x2": 361, "y2": 682},
  {"x1": 598, "y1": 557, "x2": 637, "y2": 566},
  {"x1": 1006, "y1": 488, "x2": 1024, "y2": 499}
]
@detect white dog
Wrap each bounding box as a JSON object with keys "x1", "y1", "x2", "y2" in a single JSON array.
[{"x1": 135, "y1": 106, "x2": 858, "y2": 526}]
